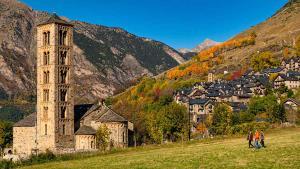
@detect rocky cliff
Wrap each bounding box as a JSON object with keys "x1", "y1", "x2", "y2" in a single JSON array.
[{"x1": 0, "y1": 0, "x2": 185, "y2": 103}]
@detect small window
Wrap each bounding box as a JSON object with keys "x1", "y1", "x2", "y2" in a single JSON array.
[
  {"x1": 45, "y1": 124, "x2": 47, "y2": 135},
  {"x1": 122, "y1": 132, "x2": 125, "y2": 143},
  {"x1": 62, "y1": 124, "x2": 65, "y2": 135},
  {"x1": 47, "y1": 31, "x2": 50, "y2": 45},
  {"x1": 43, "y1": 51, "x2": 50, "y2": 65},
  {"x1": 91, "y1": 141, "x2": 94, "y2": 149},
  {"x1": 43, "y1": 71, "x2": 50, "y2": 84},
  {"x1": 43, "y1": 89, "x2": 49, "y2": 102},
  {"x1": 43, "y1": 31, "x2": 50, "y2": 46}
]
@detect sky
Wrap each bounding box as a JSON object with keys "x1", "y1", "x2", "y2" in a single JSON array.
[{"x1": 20, "y1": 0, "x2": 288, "y2": 49}]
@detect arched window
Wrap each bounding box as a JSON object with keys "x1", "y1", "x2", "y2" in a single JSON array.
[
  {"x1": 63, "y1": 31, "x2": 67, "y2": 45},
  {"x1": 43, "y1": 89, "x2": 49, "y2": 102},
  {"x1": 59, "y1": 30, "x2": 67, "y2": 45},
  {"x1": 43, "y1": 31, "x2": 50, "y2": 46},
  {"x1": 43, "y1": 32, "x2": 47, "y2": 46},
  {"x1": 59, "y1": 30, "x2": 63, "y2": 45},
  {"x1": 60, "y1": 51, "x2": 67, "y2": 65},
  {"x1": 61, "y1": 106, "x2": 66, "y2": 118},
  {"x1": 43, "y1": 71, "x2": 50, "y2": 84},
  {"x1": 60, "y1": 89, "x2": 67, "y2": 101},
  {"x1": 47, "y1": 31, "x2": 50, "y2": 45},
  {"x1": 43, "y1": 51, "x2": 50, "y2": 65},
  {"x1": 60, "y1": 69, "x2": 68, "y2": 84}
]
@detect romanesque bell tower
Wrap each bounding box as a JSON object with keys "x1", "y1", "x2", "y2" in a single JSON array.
[{"x1": 36, "y1": 14, "x2": 74, "y2": 152}]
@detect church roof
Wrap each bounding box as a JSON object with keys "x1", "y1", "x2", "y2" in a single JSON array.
[
  {"x1": 38, "y1": 13, "x2": 73, "y2": 26},
  {"x1": 75, "y1": 125, "x2": 96, "y2": 135},
  {"x1": 13, "y1": 112, "x2": 36, "y2": 127},
  {"x1": 96, "y1": 108, "x2": 128, "y2": 123},
  {"x1": 80, "y1": 102, "x2": 128, "y2": 123}
]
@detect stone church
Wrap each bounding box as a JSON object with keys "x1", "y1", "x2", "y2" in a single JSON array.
[{"x1": 12, "y1": 15, "x2": 133, "y2": 158}]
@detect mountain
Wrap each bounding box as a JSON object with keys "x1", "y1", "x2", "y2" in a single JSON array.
[
  {"x1": 109, "y1": 0, "x2": 300, "y2": 124},
  {"x1": 0, "y1": 0, "x2": 185, "y2": 103},
  {"x1": 214, "y1": 0, "x2": 300, "y2": 73},
  {"x1": 178, "y1": 39, "x2": 220, "y2": 54}
]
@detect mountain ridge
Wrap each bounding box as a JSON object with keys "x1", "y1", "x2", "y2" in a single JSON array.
[
  {"x1": 178, "y1": 38, "x2": 220, "y2": 54},
  {"x1": 0, "y1": 0, "x2": 185, "y2": 103}
]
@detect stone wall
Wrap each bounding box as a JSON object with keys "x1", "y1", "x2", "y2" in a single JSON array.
[
  {"x1": 75, "y1": 135, "x2": 96, "y2": 151},
  {"x1": 90, "y1": 122, "x2": 128, "y2": 148},
  {"x1": 13, "y1": 127, "x2": 36, "y2": 158}
]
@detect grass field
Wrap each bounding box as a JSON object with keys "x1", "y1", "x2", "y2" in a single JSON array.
[{"x1": 20, "y1": 127, "x2": 300, "y2": 169}]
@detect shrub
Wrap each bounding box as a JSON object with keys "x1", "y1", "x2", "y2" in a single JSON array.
[
  {"x1": 96, "y1": 125, "x2": 111, "y2": 151},
  {"x1": 28, "y1": 149, "x2": 56, "y2": 164},
  {"x1": 229, "y1": 122, "x2": 270, "y2": 135}
]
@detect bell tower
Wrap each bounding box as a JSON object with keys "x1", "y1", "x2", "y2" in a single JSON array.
[{"x1": 36, "y1": 14, "x2": 74, "y2": 152}]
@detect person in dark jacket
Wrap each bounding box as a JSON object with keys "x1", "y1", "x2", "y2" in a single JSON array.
[
  {"x1": 260, "y1": 130, "x2": 265, "y2": 148},
  {"x1": 247, "y1": 131, "x2": 254, "y2": 148}
]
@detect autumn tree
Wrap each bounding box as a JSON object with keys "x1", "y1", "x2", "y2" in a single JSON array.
[
  {"x1": 96, "y1": 125, "x2": 111, "y2": 151},
  {"x1": 250, "y1": 51, "x2": 280, "y2": 72},
  {"x1": 209, "y1": 103, "x2": 233, "y2": 135}
]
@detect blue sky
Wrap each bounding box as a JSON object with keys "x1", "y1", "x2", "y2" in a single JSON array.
[{"x1": 20, "y1": 0, "x2": 288, "y2": 49}]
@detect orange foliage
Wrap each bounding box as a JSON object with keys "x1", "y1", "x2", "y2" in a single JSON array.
[
  {"x1": 197, "y1": 36, "x2": 255, "y2": 62},
  {"x1": 228, "y1": 68, "x2": 247, "y2": 80},
  {"x1": 166, "y1": 62, "x2": 209, "y2": 79},
  {"x1": 166, "y1": 34, "x2": 255, "y2": 80}
]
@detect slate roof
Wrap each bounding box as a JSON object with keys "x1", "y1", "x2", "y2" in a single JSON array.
[
  {"x1": 95, "y1": 107, "x2": 128, "y2": 123},
  {"x1": 75, "y1": 125, "x2": 96, "y2": 135},
  {"x1": 38, "y1": 13, "x2": 73, "y2": 26},
  {"x1": 284, "y1": 98, "x2": 300, "y2": 106},
  {"x1": 80, "y1": 103, "x2": 128, "y2": 123},
  {"x1": 189, "y1": 98, "x2": 211, "y2": 105},
  {"x1": 277, "y1": 73, "x2": 299, "y2": 81},
  {"x1": 262, "y1": 67, "x2": 283, "y2": 74},
  {"x1": 13, "y1": 113, "x2": 36, "y2": 127},
  {"x1": 228, "y1": 102, "x2": 248, "y2": 112}
]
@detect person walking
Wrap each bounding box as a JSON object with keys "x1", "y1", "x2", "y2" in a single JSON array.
[
  {"x1": 260, "y1": 130, "x2": 265, "y2": 148},
  {"x1": 254, "y1": 130, "x2": 260, "y2": 149},
  {"x1": 247, "y1": 131, "x2": 254, "y2": 148}
]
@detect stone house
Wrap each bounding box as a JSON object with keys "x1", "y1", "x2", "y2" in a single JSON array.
[
  {"x1": 281, "y1": 57, "x2": 300, "y2": 73},
  {"x1": 273, "y1": 73, "x2": 300, "y2": 89},
  {"x1": 189, "y1": 98, "x2": 214, "y2": 124},
  {"x1": 283, "y1": 98, "x2": 300, "y2": 124}
]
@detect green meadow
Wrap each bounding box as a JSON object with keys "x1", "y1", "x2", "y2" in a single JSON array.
[{"x1": 19, "y1": 127, "x2": 300, "y2": 169}]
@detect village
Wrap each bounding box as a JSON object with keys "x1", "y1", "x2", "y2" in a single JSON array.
[
  {"x1": 174, "y1": 57, "x2": 300, "y2": 132},
  {"x1": 0, "y1": 0, "x2": 300, "y2": 168}
]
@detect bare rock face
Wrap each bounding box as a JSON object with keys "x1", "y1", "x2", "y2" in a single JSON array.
[{"x1": 0, "y1": 0, "x2": 185, "y2": 103}]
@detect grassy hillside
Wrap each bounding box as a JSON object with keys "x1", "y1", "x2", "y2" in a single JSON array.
[
  {"x1": 20, "y1": 127, "x2": 300, "y2": 169},
  {"x1": 107, "y1": 1, "x2": 300, "y2": 142}
]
